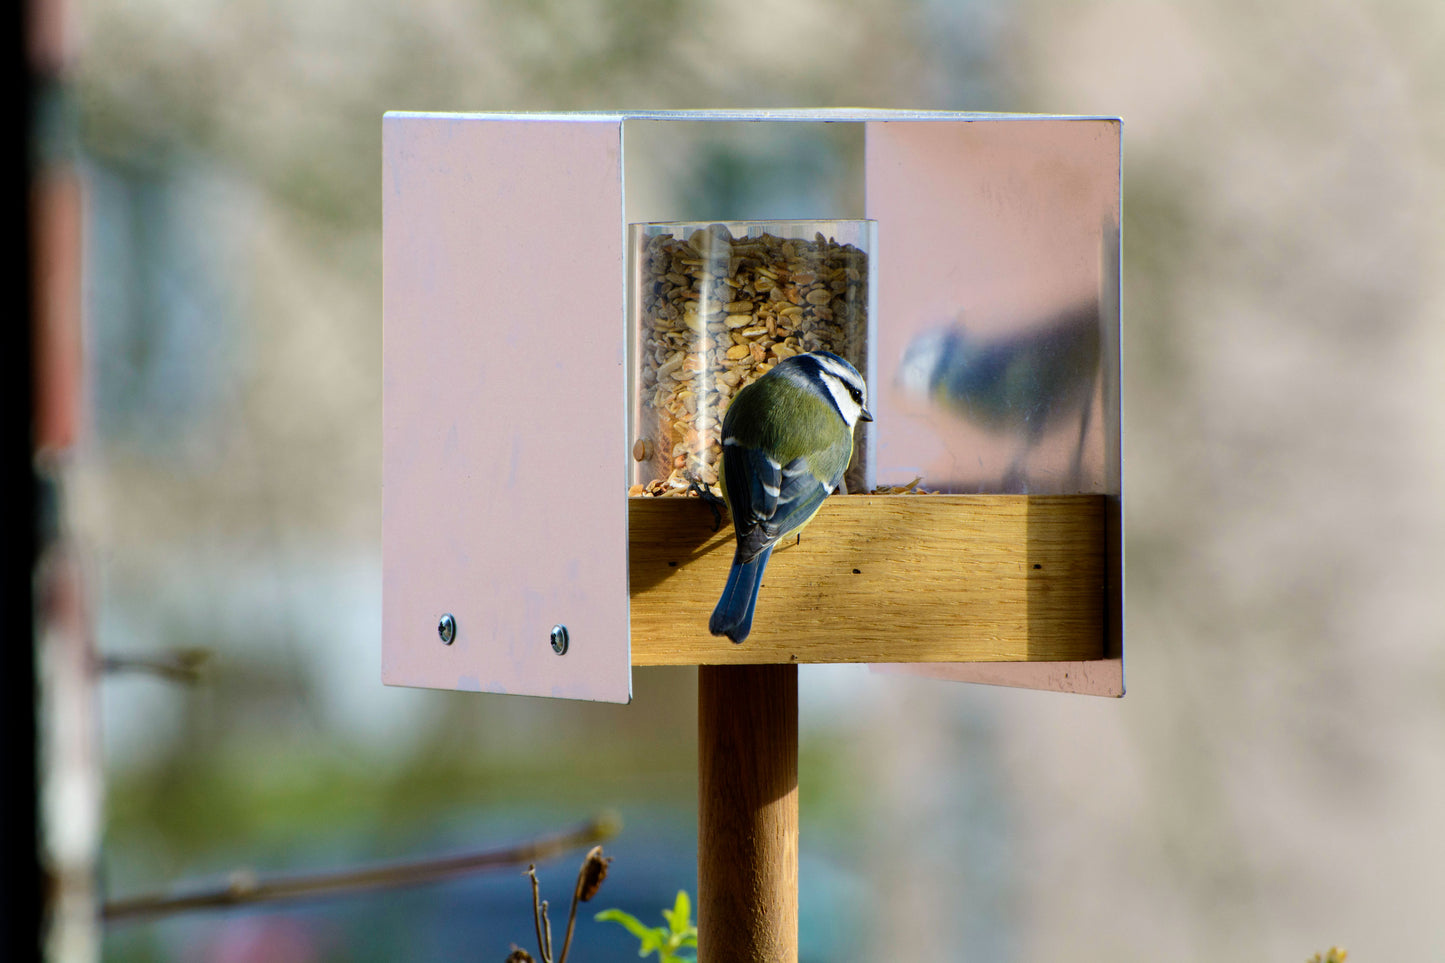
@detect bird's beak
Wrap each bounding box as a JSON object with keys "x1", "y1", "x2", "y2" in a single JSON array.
[{"x1": 859, "y1": 407, "x2": 874, "y2": 423}]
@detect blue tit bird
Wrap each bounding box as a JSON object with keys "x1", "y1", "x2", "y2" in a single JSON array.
[
  {"x1": 897, "y1": 303, "x2": 1100, "y2": 488},
  {"x1": 709, "y1": 350, "x2": 871, "y2": 644}
]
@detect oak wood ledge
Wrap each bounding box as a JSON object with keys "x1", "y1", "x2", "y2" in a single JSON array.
[{"x1": 628, "y1": 493, "x2": 1107, "y2": 666}]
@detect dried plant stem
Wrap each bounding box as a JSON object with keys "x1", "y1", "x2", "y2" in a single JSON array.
[
  {"x1": 104, "y1": 814, "x2": 618, "y2": 924},
  {"x1": 556, "y1": 863, "x2": 586, "y2": 963},
  {"x1": 528, "y1": 867, "x2": 549, "y2": 963},
  {"x1": 528, "y1": 845, "x2": 611, "y2": 963}
]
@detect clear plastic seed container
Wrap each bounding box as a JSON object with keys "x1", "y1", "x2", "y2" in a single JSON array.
[{"x1": 629, "y1": 220, "x2": 876, "y2": 497}]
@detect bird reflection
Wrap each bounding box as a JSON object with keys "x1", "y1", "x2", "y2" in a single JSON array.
[{"x1": 897, "y1": 303, "x2": 1101, "y2": 491}]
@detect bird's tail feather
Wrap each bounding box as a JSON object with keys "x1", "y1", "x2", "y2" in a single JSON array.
[{"x1": 708, "y1": 545, "x2": 774, "y2": 644}]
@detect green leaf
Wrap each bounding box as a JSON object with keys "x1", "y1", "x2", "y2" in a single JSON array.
[
  {"x1": 663, "y1": 891, "x2": 693, "y2": 937},
  {"x1": 599, "y1": 894, "x2": 698, "y2": 963},
  {"x1": 595, "y1": 909, "x2": 656, "y2": 943}
]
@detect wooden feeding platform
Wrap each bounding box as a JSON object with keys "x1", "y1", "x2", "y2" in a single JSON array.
[{"x1": 628, "y1": 493, "x2": 1108, "y2": 666}]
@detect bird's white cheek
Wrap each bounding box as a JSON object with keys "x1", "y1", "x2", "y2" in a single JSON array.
[{"x1": 821, "y1": 376, "x2": 863, "y2": 427}]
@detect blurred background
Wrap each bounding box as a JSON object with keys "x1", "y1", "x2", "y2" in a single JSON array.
[{"x1": 22, "y1": 0, "x2": 1445, "y2": 959}]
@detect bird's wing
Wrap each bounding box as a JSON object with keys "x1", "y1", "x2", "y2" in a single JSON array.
[
  {"x1": 768, "y1": 457, "x2": 831, "y2": 537},
  {"x1": 723, "y1": 442, "x2": 832, "y2": 563},
  {"x1": 722, "y1": 442, "x2": 780, "y2": 561}
]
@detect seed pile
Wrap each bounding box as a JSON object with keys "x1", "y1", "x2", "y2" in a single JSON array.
[
  {"x1": 871, "y1": 476, "x2": 936, "y2": 495},
  {"x1": 631, "y1": 224, "x2": 869, "y2": 496}
]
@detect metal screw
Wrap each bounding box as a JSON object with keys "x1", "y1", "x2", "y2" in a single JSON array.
[
  {"x1": 550, "y1": 624, "x2": 569, "y2": 655},
  {"x1": 438, "y1": 613, "x2": 456, "y2": 645}
]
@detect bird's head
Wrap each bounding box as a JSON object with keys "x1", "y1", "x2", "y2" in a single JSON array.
[
  {"x1": 779, "y1": 350, "x2": 872, "y2": 428},
  {"x1": 897, "y1": 327, "x2": 969, "y2": 399}
]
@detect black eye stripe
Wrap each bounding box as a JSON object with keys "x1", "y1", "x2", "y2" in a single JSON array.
[{"x1": 798, "y1": 356, "x2": 865, "y2": 411}]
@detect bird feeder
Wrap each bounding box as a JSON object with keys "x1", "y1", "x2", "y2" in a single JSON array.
[
  {"x1": 382, "y1": 109, "x2": 1122, "y2": 961},
  {"x1": 630, "y1": 218, "x2": 876, "y2": 497}
]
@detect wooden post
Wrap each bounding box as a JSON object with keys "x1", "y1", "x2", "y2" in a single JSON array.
[{"x1": 697, "y1": 664, "x2": 799, "y2": 963}]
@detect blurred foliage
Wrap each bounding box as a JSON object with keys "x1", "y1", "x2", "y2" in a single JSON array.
[
  {"x1": 102, "y1": 664, "x2": 699, "y2": 884},
  {"x1": 595, "y1": 890, "x2": 698, "y2": 963},
  {"x1": 62, "y1": 0, "x2": 1445, "y2": 960}
]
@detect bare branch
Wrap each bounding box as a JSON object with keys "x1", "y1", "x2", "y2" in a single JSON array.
[
  {"x1": 104, "y1": 813, "x2": 620, "y2": 925},
  {"x1": 100, "y1": 649, "x2": 212, "y2": 684}
]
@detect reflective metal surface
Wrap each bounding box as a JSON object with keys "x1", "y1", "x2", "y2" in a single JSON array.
[
  {"x1": 382, "y1": 115, "x2": 631, "y2": 703},
  {"x1": 867, "y1": 119, "x2": 1121, "y2": 497}
]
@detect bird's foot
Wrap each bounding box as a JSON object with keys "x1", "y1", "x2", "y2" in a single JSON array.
[{"x1": 685, "y1": 475, "x2": 726, "y2": 532}]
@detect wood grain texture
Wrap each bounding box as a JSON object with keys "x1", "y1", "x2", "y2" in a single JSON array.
[
  {"x1": 697, "y1": 665, "x2": 798, "y2": 963},
  {"x1": 630, "y1": 494, "x2": 1106, "y2": 665}
]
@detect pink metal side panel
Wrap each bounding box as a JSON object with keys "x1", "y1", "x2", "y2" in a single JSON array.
[
  {"x1": 382, "y1": 115, "x2": 630, "y2": 703},
  {"x1": 870, "y1": 660, "x2": 1123, "y2": 697},
  {"x1": 866, "y1": 119, "x2": 1123, "y2": 696},
  {"x1": 866, "y1": 119, "x2": 1120, "y2": 494}
]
